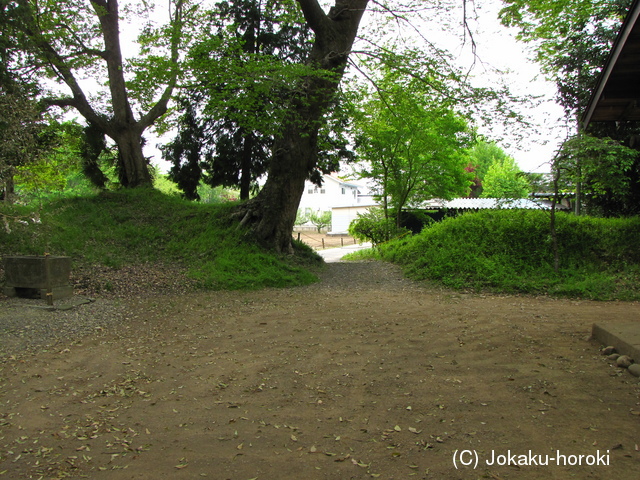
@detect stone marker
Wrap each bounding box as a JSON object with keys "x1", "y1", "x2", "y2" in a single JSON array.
[{"x1": 3, "y1": 255, "x2": 73, "y2": 301}]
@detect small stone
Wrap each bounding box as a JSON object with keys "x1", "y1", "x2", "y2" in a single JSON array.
[
  {"x1": 602, "y1": 346, "x2": 617, "y2": 355},
  {"x1": 607, "y1": 353, "x2": 621, "y2": 361},
  {"x1": 628, "y1": 364, "x2": 640, "y2": 377},
  {"x1": 616, "y1": 355, "x2": 634, "y2": 368}
]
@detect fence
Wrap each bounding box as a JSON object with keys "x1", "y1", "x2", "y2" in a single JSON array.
[{"x1": 293, "y1": 231, "x2": 358, "y2": 250}]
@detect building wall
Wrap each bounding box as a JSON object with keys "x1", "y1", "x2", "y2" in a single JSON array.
[
  {"x1": 298, "y1": 176, "x2": 360, "y2": 215},
  {"x1": 331, "y1": 204, "x2": 378, "y2": 234}
]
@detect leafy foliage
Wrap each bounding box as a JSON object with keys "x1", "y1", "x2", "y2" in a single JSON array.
[
  {"x1": 308, "y1": 210, "x2": 331, "y2": 232},
  {"x1": 377, "y1": 210, "x2": 640, "y2": 300},
  {"x1": 164, "y1": 0, "x2": 354, "y2": 200},
  {"x1": 466, "y1": 140, "x2": 514, "y2": 197},
  {"x1": 348, "y1": 208, "x2": 407, "y2": 248},
  {"x1": 352, "y1": 67, "x2": 474, "y2": 226},
  {"x1": 554, "y1": 133, "x2": 639, "y2": 215},
  {"x1": 294, "y1": 209, "x2": 309, "y2": 226},
  {"x1": 3, "y1": 0, "x2": 195, "y2": 187},
  {"x1": 500, "y1": 0, "x2": 640, "y2": 216},
  {"x1": 499, "y1": 0, "x2": 631, "y2": 120},
  {"x1": 0, "y1": 85, "x2": 51, "y2": 200},
  {"x1": 481, "y1": 155, "x2": 531, "y2": 199}
]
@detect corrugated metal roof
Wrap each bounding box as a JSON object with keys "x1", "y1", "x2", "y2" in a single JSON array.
[{"x1": 419, "y1": 198, "x2": 562, "y2": 210}]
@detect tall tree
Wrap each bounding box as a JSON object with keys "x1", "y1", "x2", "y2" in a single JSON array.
[
  {"x1": 500, "y1": 0, "x2": 640, "y2": 214},
  {"x1": 554, "y1": 133, "x2": 638, "y2": 215},
  {"x1": 480, "y1": 155, "x2": 530, "y2": 199},
  {"x1": 165, "y1": 0, "x2": 313, "y2": 201},
  {"x1": 0, "y1": 85, "x2": 49, "y2": 202},
  {"x1": 2, "y1": 0, "x2": 193, "y2": 187},
  {"x1": 231, "y1": 0, "x2": 369, "y2": 253},
  {"x1": 353, "y1": 70, "x2": 474, "y2": 227},
  {"x1": 466, "y1": 140, "x2": 513, "y2": 197}
]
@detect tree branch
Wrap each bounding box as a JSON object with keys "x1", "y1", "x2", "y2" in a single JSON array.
[
  {"x1": 139, "y1": 0, "x2": 186, "y2": 130},
  {"x1": 296, "y1": 0, "x2": 329, "y2": 34},
  {"x1": 20, "y1": 22, "x2": 102, "y2": 127}
]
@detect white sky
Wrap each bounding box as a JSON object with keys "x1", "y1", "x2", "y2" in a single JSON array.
[{"x1": 456, "y1": 1, "x2": 568, "y2": 173}]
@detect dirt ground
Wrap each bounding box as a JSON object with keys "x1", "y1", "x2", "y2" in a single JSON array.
[
  {"x1": 294, "y1": 231, "x2": 358, "y2": 250},
  {"x1": 1, "y1": 261, "x2": 640, "y2": 480}
]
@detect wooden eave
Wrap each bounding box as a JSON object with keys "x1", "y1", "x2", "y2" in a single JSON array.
[{"x1": 582, "y1": 0, "x2": 640, "y2": 127}]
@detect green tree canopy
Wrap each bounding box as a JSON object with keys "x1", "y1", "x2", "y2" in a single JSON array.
[
  {"x1": 466, "y1": 140, "x2": 514, "y2": 197},
  {"x1": 499, "y1": 0, "x2": 631, "y2": 122},
  {"x1": 0, "y1": 84, "x2": 56, "y2": 202},
  {"x1": 164, "y1": 0, "x2": 313, "y2": 200},
  {"x1": 500, "y1": 0, "x2": 640, "y2": 215},
  {"x1": 2, "y1": 0, "x2": 196, "y2": 187},
  {"x1": 353, "y1": 68, "x2": 474, "y2": 227},
  {"x1": 554, "y1": 133, "x2": 639, "y2": 215},
  {"x1": 480, "y1": 155, "x2": 530, "y2": 199}
]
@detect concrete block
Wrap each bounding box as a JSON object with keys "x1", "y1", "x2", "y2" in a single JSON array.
[
  {"x1": 3, "y1": 256, "x2": 73, "y2": 300},
  {"x1": 592, "y1": 322, "x2": 640, "y2": 362}
]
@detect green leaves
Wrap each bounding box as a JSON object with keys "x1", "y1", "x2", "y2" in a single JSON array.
[
  {"x1": 481, "y1": 155, "x2": 530, "y2": 199},
  {"x1": 499, "y1": 0, "x2": 631, "y2": 118},
  {"x1": 352, "y1": 67, "x2": 474, "y2": 225},
  {"x1": 554, "y1": 133, "x2": 639, "y2": 213}
]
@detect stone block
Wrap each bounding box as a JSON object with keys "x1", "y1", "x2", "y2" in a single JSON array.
[{"x1": 3, "y1": 256, "x2": 73, "y2": 300}]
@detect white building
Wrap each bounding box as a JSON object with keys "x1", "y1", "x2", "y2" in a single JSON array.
[
  {"x1": 297, "y1": 175, "x2": 378, "y2": 233},
  {"x1": 298, "y1": 175, "x2": 362, "y2": 213}
]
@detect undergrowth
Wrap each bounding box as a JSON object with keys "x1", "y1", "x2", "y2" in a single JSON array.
[
  {"x1": 0, "y1": 189, "x2": 321, "y2": 290},
  {"x1": 347, "y1": 210, "x2": 640, "y2": 301}
]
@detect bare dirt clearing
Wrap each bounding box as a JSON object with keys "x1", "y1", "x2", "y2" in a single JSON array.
[{"x1": 1, "y1": 261, "x2": 639, "y2": 479}]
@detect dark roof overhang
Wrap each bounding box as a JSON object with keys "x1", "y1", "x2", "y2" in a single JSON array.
[{"x1": 582, "y1": 0, "x2": 640, "y2": 128}]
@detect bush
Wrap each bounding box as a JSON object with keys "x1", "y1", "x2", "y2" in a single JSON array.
[
  {"x1": 348, "y1": 208, "x2": 407, "y2": 247},
  {"x1": 378, "y1": 210, "x2": 640, "y2": 300}
]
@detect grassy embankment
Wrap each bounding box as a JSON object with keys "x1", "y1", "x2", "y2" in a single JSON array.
[
  {"x1": 346, "y1": 210, "x2": 640, "y2": 301},
  {"x1": 0, "y1": 189, "x2": 321, "y2": 290}
]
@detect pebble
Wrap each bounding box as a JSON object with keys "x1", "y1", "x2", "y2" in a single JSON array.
[
  {"x1": 602, "y1": 346, "x2": 617, "y2": 355},
  {"x1": 628, "y1": 364, "x2": 640, "y2": 377},
  {"x1": 616, "y1": 355, "x2": 634, "y2": 368},
  {"x1": 607, "y1": 353, "x2": 621, "y2": 361}
]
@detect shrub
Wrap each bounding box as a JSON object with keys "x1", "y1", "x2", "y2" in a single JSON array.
[
  {"x1": 378, "y1": 210, "x2": 640, "y2": 300},
  {"x1": 348, "y1": 208, "x2": 407, "y2": 247}
]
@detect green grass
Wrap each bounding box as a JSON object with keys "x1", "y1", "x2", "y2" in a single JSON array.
[
  {"x1": 374, "y1": 210, "x2": 640, "y2": 301},
  {"x1": 0, "y1": 189, "x2": 321, "y2": 290}
]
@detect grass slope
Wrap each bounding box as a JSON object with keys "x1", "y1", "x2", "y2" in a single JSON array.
[
  {"x1": 0, "y1": 189, "x2": 321, "y2": 290},
  {"x1": 347, "y1": 210, "x2": 640, "y2": 301}
]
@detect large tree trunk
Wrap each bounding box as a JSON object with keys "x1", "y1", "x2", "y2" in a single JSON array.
[
  {"x1": 234, "y1": 0, "x2": 368, "y2": 253},
  {"x1": 240, "y1": 133, "x2": 253, "y2": 200},
  {"x1": 113, "y1": 129, "x2": 153, "y2": 188}
]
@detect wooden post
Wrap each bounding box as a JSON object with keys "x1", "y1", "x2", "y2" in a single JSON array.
[
  {"x1": 297, "y1": 232, "x2": 301, "y2": 241},
  {"x1": 322, "y1": 238, "x2": 325, "y2": 249},
  {"x1": 44, "y1": 253, "x2": 53, "y2": 306},
  {"x1": 341, "y1": 237, "x2": 344, "y2": 246}
]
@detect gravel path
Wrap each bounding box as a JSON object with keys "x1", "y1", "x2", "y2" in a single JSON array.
[
  {"x1": 0, "y1": 261, "x2": 197, "y2": 356},
  {"x1": 0, "y1": 296, "x2": 128, "y2": 356}
]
